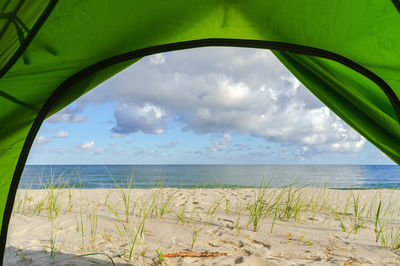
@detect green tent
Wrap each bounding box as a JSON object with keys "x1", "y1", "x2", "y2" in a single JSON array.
[{"x1": 0, "y1": 0, "x2": 399, "y2": 261}]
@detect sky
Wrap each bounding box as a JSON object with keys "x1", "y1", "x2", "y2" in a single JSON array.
[{"x1": 27, "y1": 47, "x2": 394, "y2": 165}]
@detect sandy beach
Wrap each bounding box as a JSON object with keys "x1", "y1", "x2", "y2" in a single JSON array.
[{"x1": 5, "y1": 187, "x2": 400, "y2": 265}]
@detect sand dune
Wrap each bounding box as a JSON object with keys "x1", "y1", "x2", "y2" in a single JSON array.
[{"x1": 5, "y1": 188, "x2": 400, "y2": 265}]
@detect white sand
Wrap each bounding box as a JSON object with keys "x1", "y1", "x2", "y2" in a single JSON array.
[{"x1": 5, "y1": 188, "x2": 400, "y2": 265}]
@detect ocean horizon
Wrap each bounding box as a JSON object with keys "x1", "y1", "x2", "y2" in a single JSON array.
[{"x1": 19, "y1": 164, "x2": 400, "y2": 190}]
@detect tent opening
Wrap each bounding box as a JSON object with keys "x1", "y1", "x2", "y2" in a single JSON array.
[{"x1": 4, "y1": 47, "x2": 398, "y2": 264}]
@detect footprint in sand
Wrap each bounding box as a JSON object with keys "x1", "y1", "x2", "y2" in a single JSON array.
[
  {"x1": 208, "y1": 240, "x2": 221, "y2": 247},
  {"x1": 217, "y1": 218, "x2": 235, "y2": 230},
  {"x1": 252, "y1": 239, "x2": 271, "y2": 249},
  {"x1": 221, "y1": 239, "x2": 245, "y2": 248}
]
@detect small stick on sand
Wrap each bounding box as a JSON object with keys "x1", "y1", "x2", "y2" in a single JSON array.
[{"x1": 163, "y1": 251, "x2": 228, "y2": 258}]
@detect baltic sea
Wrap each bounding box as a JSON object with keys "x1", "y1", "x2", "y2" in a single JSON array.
[{"x1": 19, "y1": 164, "x2": 400, "y2": 189}]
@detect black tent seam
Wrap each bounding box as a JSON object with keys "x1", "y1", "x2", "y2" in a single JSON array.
[
  {"x1": 0, "y1": 0, "x2": 25, "y2": 43},
  {"x1": 14, "y1": 16, "x2": 30, "y2": 33},
  {"x1": 0, "y1": 90, "x2": 38, "y2": 111},
  {"x1": 0, "y1": 0, "x2": 58, "y2": 78},
  {"x1": 392, "y1": 0, "x2": 400, "y2": 13},
  {"x1": 1, "y1": 38, "x2": 400, "y2": 265}
]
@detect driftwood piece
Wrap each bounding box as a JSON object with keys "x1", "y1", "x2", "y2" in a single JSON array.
[{"x1": 163, "y1": 251, "x2": 228, "y2": 258}]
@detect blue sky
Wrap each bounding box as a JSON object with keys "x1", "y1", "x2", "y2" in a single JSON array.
[{"x1": 27, "y1": 48, "x2": 394, "y2": 165}]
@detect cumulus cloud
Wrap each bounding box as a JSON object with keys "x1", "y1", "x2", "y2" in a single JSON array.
[
  {"x1": 74, "y1": 140, "x2": 106, "y2": 155},
  {"x1": 78, "y1": 141, "x2": 95, "y2": 150},
  {"x1": 112, "y1": 103, "x2": 166, "y2": 135},
  {"x1": 75, "y1": 47, "x2": 365, "y2": 156},
  {"x1": 33, "y1": 135, "x2": 52, "y2": 147},
  {"x1": 55, "y1": 131, "x2": 69, "y2": 138}
]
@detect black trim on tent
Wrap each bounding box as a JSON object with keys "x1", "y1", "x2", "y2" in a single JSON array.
[
  {"x1": 0, "y1": 0, "x2": 58, "y2": 78},
  {"x1": 392, "y1": 0, "x2": 400, "y2": 13},
  {"x1": 0, "y1": 0, "x2": 26, "y2": 42},
  {"x1": 1, "y1": 38, "x2": 400, "y2": 264}
]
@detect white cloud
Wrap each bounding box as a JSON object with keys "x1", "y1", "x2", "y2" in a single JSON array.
[
  {"x1": 33, "y1": 135, "x2": 52, "y2": 147},
  {"x1": 46, "y1": 105, "x2": 88, "y2": 124},
  {"x1": 208, "y1": 133, "x2": 231, "y2": 153},
  {"x1": 149, "y1": 53, "x2": 165, "y2": 64},
  {"x1": 55, "y1": 131, "x2": 69, "y2": 138},
  {"x1": 79, "y1": 141, "x2": 95, "y2": 150},
  {"x1": 112, "y1": 103, "x2": 166, "y2": 135},
  {"x1": 46, "y1": 113, "x2": 87, "y2": 123},
  {"x1": 74, "y1": 140, "x2": 103, "y2": 155}
]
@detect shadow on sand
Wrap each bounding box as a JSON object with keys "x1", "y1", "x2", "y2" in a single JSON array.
[{"x1": 4, "y1": 246, "x2": 135, "y2": 265}]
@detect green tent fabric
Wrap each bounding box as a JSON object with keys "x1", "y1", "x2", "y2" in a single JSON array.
[{"x1": 0, "y1": 0, "x2": 400, "y2": 262}]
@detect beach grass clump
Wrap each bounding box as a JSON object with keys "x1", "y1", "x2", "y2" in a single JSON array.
[
  {"x1": 126, "y1": 209, "x2": 148, "y2": 261},
  {"x1": 174, "y1": 198, "x2": 188, "y2": 225},
  {"x1": 374, "y1": 193, "x2": 384, "y2": 242},
  {"x1": 380, "y1": 227, "x2": 400, "y2": 249},
  {"x1": 79, "y1": 197, "x2": 85, "y2": 253},
  {"x1": 40, "y1": 173, "x2": 71, "y2": 220},
  {"x1": 246, "y1": 179, "x2": 310, "y2": 233},
  {"x1": 280, "y1": 186, "x2": 305, "y2": 222},
  {"x1": 206, "y1": 200, "x2": 221, "y2": 224},
  {"x1": 106, "y1": 193, "x2": 148, "y2": 261},
  {"x1": 88, "y1": 205, "x2": 98, "y2": 249},
  {"x1": 47, "y1": 217, "x2": 63, "y2": 261},
  {"x1": 154, "y1": 248, "x2": 165, "y2": 265},
  {"x1": 107, "y1": 169, "x2": 135, "y2": 223},
  {"x1": 65, "y1": 185, "x2": 75, "y2": 214},
  {"x1": 191, "y1": 216, "x2": 202, "y2": 249},
  {"x1": 349, "y1": 192, "x2": 366, "y2": 234},
  {"x1": 158, "y1": 189, "x2": 178, "y2": 218},
  {"x1": 15, "y1": 190, "x2": 33, "y2": 216},
  {"x1": 247, "y1": 185, "x2": 268, "y2": 232},
  {"x1": 246, "y1": 179, "x2": 280, "y2": 232}
]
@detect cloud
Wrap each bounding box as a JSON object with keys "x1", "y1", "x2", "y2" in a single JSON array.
[
  {"x1": 208, "y1": 133, "x2": 231, "y2": 153},
  {"x1": 33, "y1": 135, "x2": 52, "y2": 147},
  {"x1": 129, "y1": 147, "x2": 167, "y2": 157},
  {"x1": 46, "y1": 112, "x2": 87, "y2": 124},
  {"x1": 75, "y1": 47, "x2": 365, "y2": 155},
  {"x1": 46, "y1": 105, "x2": 87, "y2": 124},
  {"x1": 111, "y1": 132, "x2": 126, "y2": 139},
  {"x1": 233, "y1": 143, "x2": 252, "y2": 151},
  {"x1": 78, "y1": 140, "x2": 95, "y2": 150},
  {"x1": 40, "y1": 147, "x2": 65, "y2": 154},
  {"x1": 112, "y1": 103, "x2": 166, "y2": 135},
  {"x1": 149, "y1": 53, "x2": 165, "y2": 64},
  {"x1": 74, "y1": 140, "x2": 108, "y2": 155},
  {"x1": 55, "y1": 131, "x2": 69, "y2": 138},
  {"x1": 156, "y1": 141, "x2": 178, "y2": 149}
]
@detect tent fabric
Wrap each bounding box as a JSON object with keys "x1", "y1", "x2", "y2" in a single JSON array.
[{"x1": 0, "y1": 0, "x2": 400, "y2": 262}]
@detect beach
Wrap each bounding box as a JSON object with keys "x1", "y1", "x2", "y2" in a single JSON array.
[{"x1": 5, "y1": 187, "x2": 400, "y2": 265}]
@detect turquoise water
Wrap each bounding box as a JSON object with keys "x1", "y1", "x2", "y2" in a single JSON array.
[{"x1": 19, "y1": 165, "x2": 400, "y2": 189}]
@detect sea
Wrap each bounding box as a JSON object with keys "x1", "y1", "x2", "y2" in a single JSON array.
[{"x1": 19, "y1": 165, "x2": 400, "y2": 189}]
